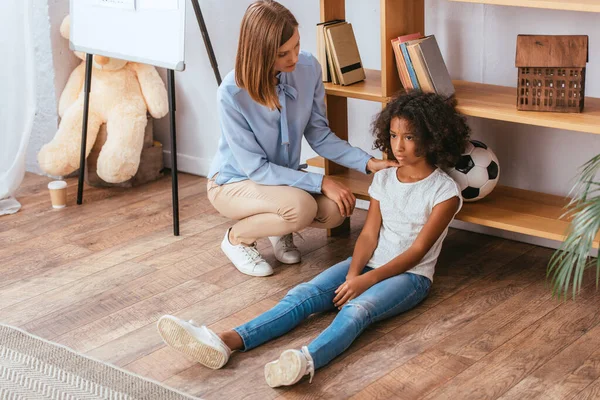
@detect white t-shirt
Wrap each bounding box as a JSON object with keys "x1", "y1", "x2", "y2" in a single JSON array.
[{"x1": 366, "y1": 167, "x2": 462, "y2": 282}]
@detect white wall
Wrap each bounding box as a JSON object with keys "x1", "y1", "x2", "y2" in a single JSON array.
[
  {"x1": 27, "y1": 0, "x2": 77, "y2": 175},
  {"x1": 48, "y1": 0, "x2": 80, "y2": 102},
  {"x1": 28, "y1": 0, "x2": 59, "y2": 175}
]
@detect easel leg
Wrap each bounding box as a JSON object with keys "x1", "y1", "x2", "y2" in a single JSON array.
[
  {"x1": 77, "y1": 53, "x2": 94, "y2": 205},
  {"x1": 168, "y1": 69, "x2": 180, "y2": 236},
  {"x1": 190, "y1": 0, "x2": 222, "y2": 85}
]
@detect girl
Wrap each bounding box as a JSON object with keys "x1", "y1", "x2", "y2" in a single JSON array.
[
  {"x1": 160, "y1": 90, "x2": 471, "y2": 387},
  {"x1": 207, "y1": 0, "x2": 397, "y2": 277}
]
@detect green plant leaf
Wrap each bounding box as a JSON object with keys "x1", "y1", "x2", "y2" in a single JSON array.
[{"x1": 548, "y1": 154, "x2": 600, "y2": 300}]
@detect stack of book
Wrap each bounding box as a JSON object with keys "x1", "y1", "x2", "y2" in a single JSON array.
[
  {"x1": 391, "y1": 33, "x2": 455, "y2": 98},
  {"x1": 317, "y1": 20, "x2": 366, "y2": 86}
]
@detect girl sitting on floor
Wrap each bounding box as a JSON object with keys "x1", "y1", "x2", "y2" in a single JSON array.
[{"x1": 157, "y1": 90, "x2": 470, "y2": 388}]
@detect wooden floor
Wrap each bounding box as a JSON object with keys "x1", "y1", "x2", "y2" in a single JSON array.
[{"x1": 2, "y1": 172, "x2": 600, "y2": 400}]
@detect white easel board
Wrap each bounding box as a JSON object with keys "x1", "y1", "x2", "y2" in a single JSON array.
[{"x1": 70, "y1": 0, "x2": 186, "y2": 71}]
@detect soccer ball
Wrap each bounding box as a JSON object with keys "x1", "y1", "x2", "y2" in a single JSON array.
[{"x1": 446, "y1": 140, "x2": 500, "y2": 202}]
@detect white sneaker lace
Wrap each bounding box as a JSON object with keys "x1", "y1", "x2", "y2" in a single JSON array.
[
  {"x1": 282, "y1": 232, "x2": 303, "y2": 251},
  {"x1": 301, "y1": 346, "x2": 315, "y2": 383},
  {"x1": 243, "y1": 243, "x2": 265, "y2": 264}
]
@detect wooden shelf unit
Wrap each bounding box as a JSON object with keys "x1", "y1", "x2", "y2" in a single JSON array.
[
  {"x1": 319, "y1": 0, "x2": 597, "y2": 245},
  {"x1": 307, "y1": 157, "x2": 600, "y2": 248},
  {"x1": 448, "y1": 0, "x2": 600, "y2": 13}
]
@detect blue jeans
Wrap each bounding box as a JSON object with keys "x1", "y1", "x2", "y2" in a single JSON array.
[{"x1": 233, "y1": 257, "x2": 431, "y2": 369}]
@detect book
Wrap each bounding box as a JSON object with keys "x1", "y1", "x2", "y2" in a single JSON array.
[
  {"x1": 400, "y1": 41, "x2": 420, "y2": 90},
  {"x1": 417, "y1": 35, "x2": 455, "y2": 97},
  {"x1": 317, "y1": 20, "x2": 345, "y2": 82},
  {"x1": 407, "y1": 39, "x2": 435, "y2": 93},
  {"x1": 391, "y1": 38, "x2": 411, "y2": 89},
  {"x1": 325, "y1": 22, "x2": 366, "y2": 86},
  {"x1": 391, "y1": 32, "x2": 422, "y2": 89},
  {"x1": 324, "y1": 23, "x2": 342, "y2": 84}
]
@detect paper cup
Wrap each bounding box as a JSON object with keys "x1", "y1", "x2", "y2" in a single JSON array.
[{"x1": 48, "y1": 180, "x2": 67, "y2": 209}]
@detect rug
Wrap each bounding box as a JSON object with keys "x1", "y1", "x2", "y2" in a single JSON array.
[{"x1": 0, "y1": 323, "x2": 198, "y2": 399}]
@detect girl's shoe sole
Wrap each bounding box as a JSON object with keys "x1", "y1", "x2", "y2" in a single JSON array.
[
  {"x1": 157, "y1": 316, "x2": 226, "y2": 369},
  {"x1": 264, "y1": 350, "x2": 305, "y2": 388}
]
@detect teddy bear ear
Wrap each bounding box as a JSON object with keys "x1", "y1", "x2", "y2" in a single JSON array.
[{"x1": 60, "y1": 15, "x2": 70, "y2": 40}]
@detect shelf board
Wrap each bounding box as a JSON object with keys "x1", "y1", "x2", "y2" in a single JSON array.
[
  {"x1": 317, "y1": 167, "x2": 599, "y2": 248},
  {"x1": 323, "y1": 78, "x2": 600, "y2": 135},
  {"x1": 449, "y1": 0, "x2": 600, "y2": 12},
  {"x1": 454, "y1": 80, "x2": 600, "y2": 135},
  {"x1": 324, "y1": 69, "x2": 390, "y2": 103},
  {"x1": 306, "y1": 156, "x2": 325, "y2": 169}
]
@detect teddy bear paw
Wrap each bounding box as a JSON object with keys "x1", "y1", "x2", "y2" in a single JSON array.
[
  {"x1": 38, "y1": 143, "x2": 79, "y2": 176},
  {"x1": 96, "y1": 158, "x2": 139, "y2": 184}
]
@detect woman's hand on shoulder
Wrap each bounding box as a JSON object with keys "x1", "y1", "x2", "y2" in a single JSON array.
[
  {"x1": 321, "y1": 176, "x2": 356, "y2": 218},
  {"x1": 367, "y1": 157, "x2": 400, "y2": 174}
]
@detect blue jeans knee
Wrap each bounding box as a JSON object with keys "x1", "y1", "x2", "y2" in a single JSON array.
[{"x1": 339, "y1": 301, "x2": 372, "y2": 330}]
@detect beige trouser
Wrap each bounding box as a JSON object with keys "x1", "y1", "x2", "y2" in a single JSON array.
[{"x1": 207, "y1": 178, "x2": 345, "y2": 246}]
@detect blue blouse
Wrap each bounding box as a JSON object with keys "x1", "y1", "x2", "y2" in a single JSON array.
[{"x1": 207, "y1": 51, "x2": 372, "y2": 193}]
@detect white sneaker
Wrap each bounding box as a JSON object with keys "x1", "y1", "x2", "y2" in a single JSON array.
[
  {"x1": 157, "y1": 315, "x2": 231, "y2": 369},
  {"x1": 268, "y1": 233, "x2": 301, "y2": 264},
  {"x1": 221, "y1": 229, "x2": 273, "y2": 277},
  {"x1": 264, "y1": 346, "x2": 315, "y2": 388}
]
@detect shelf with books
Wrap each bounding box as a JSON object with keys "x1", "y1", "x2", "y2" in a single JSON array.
[
  {"x1": 323, "y1": 69, "x2": 389, "y2": 102},
  {"x1": 448, "y1": 0, "x2": 600, "y2": 13},
  {"x1": 318, "y1": 0, "x2": 597, "y2": 247},
  {"x1": 304, "y1": 164, "x2": 600, "y2": 248}
]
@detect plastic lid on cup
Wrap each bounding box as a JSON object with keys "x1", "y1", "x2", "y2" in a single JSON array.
[{"x1": 48, "y1": 180, "x2": 67, "y2": 190}]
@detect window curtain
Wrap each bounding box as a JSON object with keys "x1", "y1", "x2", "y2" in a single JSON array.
[{"x1": 0, "y1": 0, "x2": 36, "y2": 215}]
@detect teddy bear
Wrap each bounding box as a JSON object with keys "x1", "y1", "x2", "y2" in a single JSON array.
[{"x1": 38, "y1": 15, "x2": 169, "y2": 183}]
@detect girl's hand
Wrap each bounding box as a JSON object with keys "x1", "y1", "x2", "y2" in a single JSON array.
[
  {"x1": 333, "y1": 274, "x2": 376, "y2": 309},
  {"x1": 366, "y1": 158, "x2": 400, "y2": 173}
]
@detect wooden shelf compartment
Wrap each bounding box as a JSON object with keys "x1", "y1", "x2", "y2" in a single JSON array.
[
  {"x1": 449, "y1": 0, "x2": 600, "y2": 13},
  {"x1": 304, "y1": 160, "x2": 600, "y2": 248},
  {"x1": 323, "y1": 79, "x2": 600, "y2": 134},
  {"x1": 454, "y1": 81, "x2": 600, "y2": 135},
  {"x1": 324, "y1": 69, "x2": 390, "y2": 103},
  {"x1": 321, "y1": 0, "x2": 424, "y2": 103},
  {"x1": 306, "y1": 156, "x2": 326, "y2": 169}
]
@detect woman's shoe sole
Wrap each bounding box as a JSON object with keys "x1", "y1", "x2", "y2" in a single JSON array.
[
  {"x1": 264, "y1": 350, "x2": 305, "y2": 388},
  {"x1": 157, "y1": 317, "x2": 226, "y2": 369}
]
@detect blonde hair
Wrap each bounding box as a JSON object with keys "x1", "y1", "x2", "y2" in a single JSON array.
[{"x1": 235, "y1": 0, "x2": 298, "y2": 110}]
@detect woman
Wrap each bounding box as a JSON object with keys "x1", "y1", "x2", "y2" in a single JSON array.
[{"x1": 207, "y1": 0, "x2": 396, "y2": 277}]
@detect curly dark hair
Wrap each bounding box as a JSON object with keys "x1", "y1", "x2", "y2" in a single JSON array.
[{"x1": 372, "y1": 90, "x2": 471, "y2": 169}]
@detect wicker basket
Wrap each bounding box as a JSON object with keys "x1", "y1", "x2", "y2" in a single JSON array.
[
  {"x1": 515, "y1": 35, "x2": 588, "y2": 113},
  {"x1": 85, "y1": 115, "x2": 164, "y2": 188}
]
